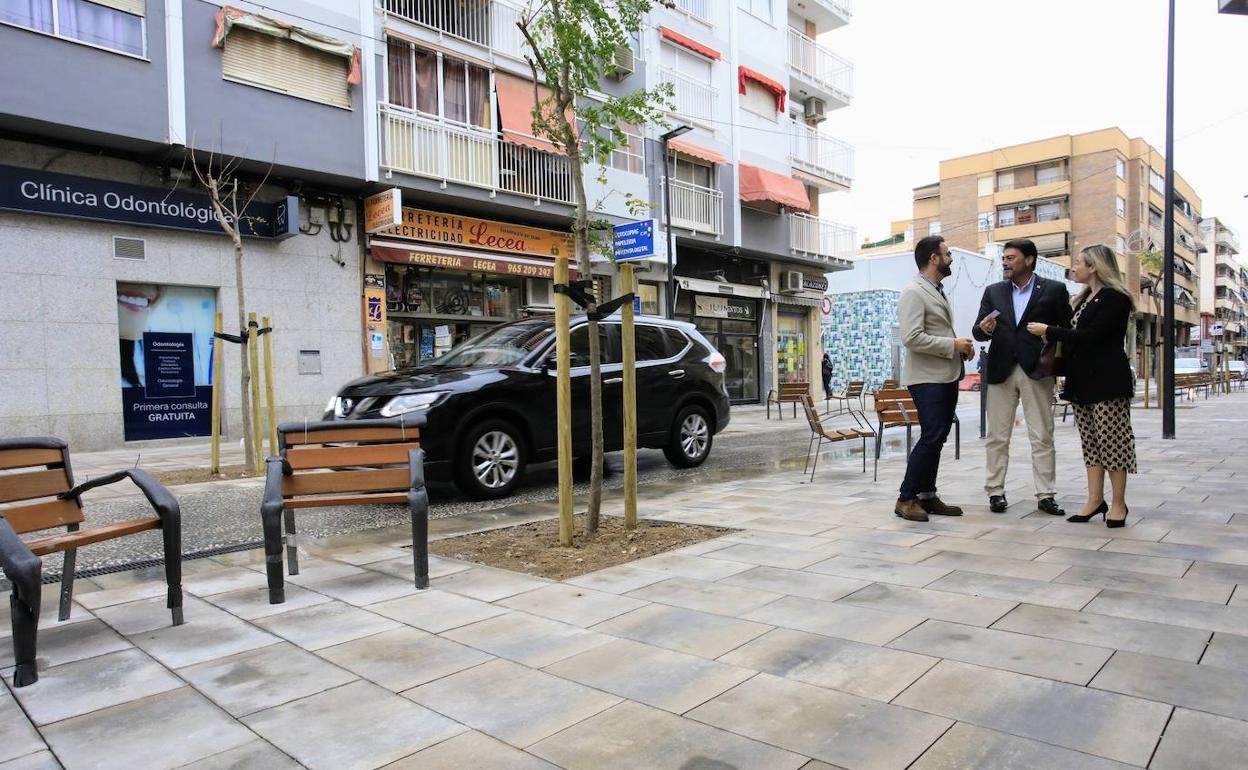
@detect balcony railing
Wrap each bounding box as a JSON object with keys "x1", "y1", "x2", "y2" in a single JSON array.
[
  {"x1": 383, "y1": 0, "x2": 492, "y2": 46},
  {"x1": 810, "y1": 0, "x2": 854, "y2": 19},
  {"x1": 671, "y1": 0, "x2": 712, "y2": 23},
  {"x1": 380, "y1": 106, "x2": 574, "y2": 205},
  {"x1": 996, "y1": 174, "x2": 1069, "y2": 192},
  {"x1": 490, "y1": 1, "x2": 527, "y2": 59},
  {"x1": 786, "y1": 28, "x2": 853, "y2": 104},
  {"x1": 789, "y1": 120, "x2": 853, "y2": 187},
  {"x1": 667, "y1": 178, "x2": 723, "y2": 235},
  {"x1": 1217, "y1": 229, "x2": 1241, "y2": 254},
  {"x1": 790, "y1": 213, "x2": 855, "y2": 262},
  {"x1": 659, "y1": 68, "x2": 716, "y2": 126}
]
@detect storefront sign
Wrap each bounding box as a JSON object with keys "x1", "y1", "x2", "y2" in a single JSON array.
[
  {"x1": 612, "y1": 219, "x2": 657, "y2": 261},
  {"x1": 802, "y1": 274, "x2": 829, "y2": 292},
  {"x1": 364, "y1": 188, "x2": 402, "y2": 233},
  {"x1": 695, "y1": 295, "x2": 756, "y2": 321},
  {"x1": 117, "y1": 284, "x2": 216, "y2": 441},
  {"x1": 371, "y1": 245, "x2": 560, "y2": 279},
  {"x1": 0, "y1": 165, "x2": 297, "y2": 239},
  {"x1": 378, "y1": 207, "x2": 574, "y2": 261}
]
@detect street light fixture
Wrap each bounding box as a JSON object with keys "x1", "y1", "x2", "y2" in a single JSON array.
[{"x1": 660, "y1": 124, "x2": 693, "y2": 319}]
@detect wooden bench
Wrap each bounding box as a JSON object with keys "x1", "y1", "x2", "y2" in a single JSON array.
[
  {"x1": 261, "y1": 417, "x2": 430, "y2": 605},
  {"x1": 0, "y1": 437, "x2": 182, "y2": 687},
  {"x1": 800, "y1": 395, "x2": 875, "y2": 481},
  {"x1": 872, "y1": 387, "x2": 960, "y2": 479},
  {"x1": 767, "y1": 382, "x2": 809, "y2": 419},
  {"x1": 825, "y1": 380, "x2": 865, "y2": 417}
]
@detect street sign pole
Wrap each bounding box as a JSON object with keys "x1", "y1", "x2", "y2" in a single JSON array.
[{"x1": 1162, "y1": 0, "x2": 1177, "y2": 438}]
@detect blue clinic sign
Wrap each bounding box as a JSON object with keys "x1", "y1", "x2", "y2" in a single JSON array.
[
  {"x1": 0, "y1": 165, "x2": 298, "y2": 239},
  {"x1": 142, "y1": 333, "x2": 197, "y2": 398},
  {"x1": 613, "y1": 219, "x2": 657, "y2": 262}
]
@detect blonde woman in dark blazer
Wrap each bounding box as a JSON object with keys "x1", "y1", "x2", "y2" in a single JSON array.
[{"x1": 1026, "y1": 245, "x2": 1136, "y2": 528}]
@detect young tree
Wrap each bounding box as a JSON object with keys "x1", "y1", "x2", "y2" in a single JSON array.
[
  {"x1": 517, "y1": 0, "x2": 672, "y2": 534},
  {"x1": 188, "y1": 146, "x2": 272, "y2": 471}
]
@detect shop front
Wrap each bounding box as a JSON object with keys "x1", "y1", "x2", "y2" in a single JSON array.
[
  {"x1": 674, "y1": 277, "x2": 764, "y2": 404},
  {"x1": 769, "y1": 266, "x2": 828, "y2": 396}
]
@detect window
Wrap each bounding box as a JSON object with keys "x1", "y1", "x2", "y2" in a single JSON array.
[
  {"x1": 611, "y1": 122, "x2": 644, "y2": 174},
  {"x1": 638, "y1": 282, "x2": 661, "y2": 315},
  {"x1": 1036, "y1": 202, "x2": 1061, "y2": 222},
  {"x1": 738, "y1": 0, "x2": 771, "y2": 23},
  {"x1": 634, "y1": 326, "x2": 670, "y2": 361},
  {"x1": 661, "y1": 42, "x2": 713, "y2": 85},
  {"x1": 977, "y1": 176, "x2": 994, "y2": 196},
  {"x1": 1116, "y1": 157, "x2": 1126, "y2": 179},
  {"x1": 224, "y1": 28, "x2": 352, "y2": 108},
  {"x1": 1149, "y1": 206, "x2": 1163, "y2": 229},
  {"x1": 1116, "y1": 195, "x2": 1126, "y2": 218},
  {"x1": 1, "y1": 0, "x2": 145, "y2": 56},
  {"x1": 387, "y1": 38, "x2": 490, "y2": 127},
  {"x1": 568, "y1": 324, "x2": 614, "y2": 367},
  {"x1": 1150, "y1": 168, "x2": 1164, "y2": 194},
  {"x1": 997, "y1": 208, "x2": 1016, "y2": 227},
  {"x1": 977, "y1": 212, "x2": 993, "y2": 232},
  {"x1": 667, "y1": 154, "x2": 714, "y2": 189},
  {"x1": 996, "y1": 170, "x2": 1015, "y2": 192},
  {"x1": 928, "y1": 220, "x2": 941, "y2": 236},
  {"x1": 741, "y1": 79, "x2": 778, "y2": 119},
  {"x1": 1036, "y1": 162, "x2": 1064, "y2": 185},
  {"x1": 1115, "y1": 235, "x2": 1126, "y2": 254}
]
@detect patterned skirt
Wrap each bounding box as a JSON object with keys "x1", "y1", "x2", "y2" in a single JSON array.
[{"x1": 1072, "y1": 398, "x2": 1137, "y2": 473}]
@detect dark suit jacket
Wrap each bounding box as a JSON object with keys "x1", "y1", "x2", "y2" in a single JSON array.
[
  {"x1": 972, "y1": 275, "x2": 1073, "y2": 384},
  {"x1": 1046, "y1": 288, "x2": 1135, "y2": 405}
]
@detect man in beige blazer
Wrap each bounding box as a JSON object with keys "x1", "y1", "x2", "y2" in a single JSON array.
[{"x1": 895, "y1": 236, "x2": 975, "y2": 522}]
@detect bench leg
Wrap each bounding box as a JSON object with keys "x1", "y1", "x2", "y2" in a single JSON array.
[
  {"x1": 260, "y1": 502, "x2": 286, "y2": 604},
  {"x1": 809, "y1": 436, "x2": 823, "y2": 482},
  {"x1": 955, "y1": 419, "x2": 961, "y2": 460},
  {"x1": 905, "y1": 426, "x2": 913, "y2": 458},
  {"x1": 160, "y1": 520, "x2": 184, "y2": 627},
  {"x1": 284, "y1": 508, "x2": 300, "y2": 576},
  {"x1": 804, "y1": 433, "x2": 816, "y2": 474},
  {"x1": 792, "y1": 400, "x2": 798, "y2": 419},
  {"x1": 862, "y1": 437, "x2": 867, "y2": 473},
  {"x1": 58, "y1": 547, "x2": 76, "y2": 622}
]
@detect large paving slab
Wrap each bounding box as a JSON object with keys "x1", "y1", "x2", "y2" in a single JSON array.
[
  {"x1": 178, "y1": 642, "x2": 358, "y2": 717},
  {"x1": 743, "y1": 594, "x2": 924, "y2": 645},
  {"x1": 806, "y1": 555, "x2": 952, "y2": 587},
  {"x1": 1150, "y1": 707, "x2": 1248, "y2": 770},
  {"x1": 835, "y1": 582, "x2": 1017, "y2": 626},
  {"x1": 5, "y1": 648, "x2": 183, "y2": 726},
  {"x1": 591, "y1": 603, "x2": 773, "y2": 658},
  {"x1": 1084, "y1": 589, "x2": 1248, "y2": 636},
  {"x1": 390, "y1": 730, "x2": 561, "y2": 769},
  {"x1": 253, "y1": 600, "x2": 400, "y2": 650},
  {"x1": 625, "y1": 576, "x2": 782, "y2": 616},
  {"x1": 317, "y1": 626, "x2": 492, "y2": 691},
  {"x1": 1091, "y1": 650, "x2": 1248, "y2": 720},
  {"x1": 1053, "y1": 565, "x2": 1235, "y2": 603},
  {"x1": 496, "y1": 584, "x2": 648, "y2": 627},
  {"x1": 924, "y1": 570, "x2": 1099, "y2": 610},
  {"x1": 441, "y1": 611, "x2": 613, "y2": 667},
  {"x1": 717, "y1": 565, "x2": 870, "y2": 601},
  {"x1": 909, "y1": 722, "x2": 1138, "y2": 769},
  {"x1": 991, "y1": 603, "x2": 1210, "y2": 661},
  {"x1": 366, "y1": 590, "x2": 506, "y2": 633},
  {"x1": 0, "y1": 691, "x2": 45, "y2": 765}
]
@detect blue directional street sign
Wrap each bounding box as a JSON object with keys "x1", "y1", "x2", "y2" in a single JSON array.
[{"x1": 613, "y1": 219, "x2": 657, "y2": 262}]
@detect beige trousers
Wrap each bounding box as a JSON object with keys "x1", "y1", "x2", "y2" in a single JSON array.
[{"x1": 984, "y1": 364, "x2": 1056, "y2": 499}]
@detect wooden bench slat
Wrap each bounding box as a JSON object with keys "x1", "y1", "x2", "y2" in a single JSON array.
[
  {"x1": 0, "y1": 448, "x2": 64, "y2": 471},
  {"x1": 2, "y1": 498, "x2": 85, "y2": 535},
  {"x1": 283, "y1": 426, "x2": 420, "y2": 446},
  {"x1": 285, "y1": 443, "x2": 421, "y2": 470},
  {"x1": 281, "y1": 468, "x2": 411, "y2": 498},
  {"x1": 0, "y1": 468, "x2": 72, "y2": 504},
  {"x1": 26, "y1": 517, "x2": 160, "y2": 556},
  {"x1": 284, "y1": 492, "x2": 409, "y2": 509}
]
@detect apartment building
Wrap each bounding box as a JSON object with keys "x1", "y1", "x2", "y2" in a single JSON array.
[
  {"x1": 1199, "y1": 217, "x2": 1246, "y2": 357},
  {"x1": 882, "y1": 128, "x2": 1206, "y2": 370}
]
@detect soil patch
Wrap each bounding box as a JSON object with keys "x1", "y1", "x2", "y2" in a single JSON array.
[
  {"x1": 429, "y1": 515, "x2": 732, "y2": 581},
  {"x1": 153, "y1": 464, "x2": 258, "y2": 486}
]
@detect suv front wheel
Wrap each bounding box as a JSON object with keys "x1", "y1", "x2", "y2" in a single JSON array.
[
  {"x1": 663, "y1": 405, "x2": 713, "y2": 468},
  {"x1": 456, "y1": 419, "x2": 528, "y2": 499}
]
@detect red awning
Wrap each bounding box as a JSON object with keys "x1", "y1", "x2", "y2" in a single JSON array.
[
  {"x1": 739, "y1": 164, "x2": 810, "y2": 211},
  {"x1": 659, "y1": 26, "x2": 721, "y2": 60},
  {"x1": 495, "y1": 72, "x2": 568, "y2": 155},
  {"x1": 738, "y1": 66, "x2": 786, "y2": 112},
  {"x1": 668, "y1": 137, "x2": 726, "y2": 164}
]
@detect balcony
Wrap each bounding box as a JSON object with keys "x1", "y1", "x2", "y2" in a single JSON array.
[
  {"x1": 659, "y1": 68, "x2": 717, "y2": 128},
  {"x1": 670, "y1": 0, "x2": 713, "y2": 24},
  {"x1": 790, "y1": 213, "x2": 855, "y2": 265},
  {"x1": 789, "y1": 120, "x2": 853, "y2": 189},
  {"x1": 786, "y1": 28, "x2": 852, "y2": 109},
  {"x1": 380, "y1": 106, "x2": 574, "y2": 205},
  {"x1": 667, "y1": 178, "x2": 723, "y2": 236},
  {"x1": 382, "y1": 0, "x2": 529, "y2": 57},
  {"x1": 1217, "y1": 228, "x2": 1241, "y2": 254},
  {"x1": 789, "y1": 0, "x2": 852, "y2": 31}
]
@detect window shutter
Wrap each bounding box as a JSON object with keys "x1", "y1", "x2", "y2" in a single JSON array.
[
  {"x1": 1031, "y1": 233, "x2": 1067, "y2": 252},
  {"x1": 222, "y1": 28, "x2": 351, "y2": 109},
  {"x1": 90, "y1": 0, "x2": 146, "y2": 16}
]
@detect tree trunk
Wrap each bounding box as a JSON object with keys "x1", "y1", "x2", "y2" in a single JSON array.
[
  {"x1": 232, "y1": 236, "x2": 255, "y2": 470},
  {"x1": 568, "y1": 149, "x2": 603, "y2": 534}
]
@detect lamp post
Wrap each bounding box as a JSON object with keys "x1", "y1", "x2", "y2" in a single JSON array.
[
  {"x1": 1162, "y1": 0, "x2": 1176, "y2": 438},
  {"x1": 660, "y1": 124, "x2": 693, "y2": 319}
]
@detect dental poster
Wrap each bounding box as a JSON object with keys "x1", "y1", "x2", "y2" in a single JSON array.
[{"x1": 117, "y1": 283, "x2": 216, "y2": 441}]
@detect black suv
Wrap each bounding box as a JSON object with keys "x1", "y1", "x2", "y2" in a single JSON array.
[{"x1": 326, "y1": 315, "x2": 731, "y2": 499}]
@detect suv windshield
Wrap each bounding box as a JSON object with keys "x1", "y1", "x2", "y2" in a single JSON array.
[
  {"x1": 1174, "y1": 358, "x2": 1203, "y2": 370},
  {"x1": 430, "y1": 319, "x2": 554, "y2": 368}
]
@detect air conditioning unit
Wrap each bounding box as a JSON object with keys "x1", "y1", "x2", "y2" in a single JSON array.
[
  {"x1": 1017, "y1": 203, "x2": 1031, "y2": 211},
  {"x1": 611, "y1": 46, "x2": 634, "y2": 79},
  {"x1": 784, "y1": 270, "x2": 804, "y2": 293},
  {"x1": 804, "y1": 97, "x2": 827, "y2": 124},
  {"x1": 525, "y1": 278, "x2": 555, "y2": 308}
]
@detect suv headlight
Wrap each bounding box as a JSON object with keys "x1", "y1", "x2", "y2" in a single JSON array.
[
  {"x1": 380, "y1": 392, "x2": 445, "y2": 417},
  {"x1": 325, "y1": 395, "x2": 340, "y2": 415}
]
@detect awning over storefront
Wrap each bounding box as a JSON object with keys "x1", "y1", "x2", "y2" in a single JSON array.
[
  {"x1": 738, "y1": 66, "x2": 786, "y2": 111},
  {"x1": 495, "y1": 72, "x2": 566, "y2": 154},
  {"x1": 659, "y1": 26, "x2": 721, "y2": 60},
  {"x1": 772, "y1": 294, "x2": 823, "y2": 308},
  {"x1": 739, "y1": 164, "x2": 810, "y2": 211},
  {"x1": 370, "y1": 240, "x2": 574, "y2": 280},
  {"x1": 667, "y1": 137, "x2": 726, "y2": 164}
]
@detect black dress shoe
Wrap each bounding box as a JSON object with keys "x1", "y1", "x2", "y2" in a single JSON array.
[
  {"x1": 1037, "y1": 497, "x2": 1065, "y2": 516},
  {"x1": 989, "y1": 495, "x2": 1008, "y2": 513}
]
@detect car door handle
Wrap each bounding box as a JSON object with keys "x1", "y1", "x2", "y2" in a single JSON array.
[
  {"x1": 604, "y1": 377, "x2": 623, "y2": 385},
  {"x1": 668, "y1": 369, "x2": 686, "y2": 379}
]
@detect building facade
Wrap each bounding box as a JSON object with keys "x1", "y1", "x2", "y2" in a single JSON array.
[
  {"x1": 1199, "y1": 217, "x2": 1246, "y2": 358},
  {"x1": 880, "y1": 128, "x2": 1206, "y2": 374}
]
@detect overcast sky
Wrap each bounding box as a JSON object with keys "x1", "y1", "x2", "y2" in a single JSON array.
[{"x1": 826, "y1": 0, "x2": 1248, "y2": 244}]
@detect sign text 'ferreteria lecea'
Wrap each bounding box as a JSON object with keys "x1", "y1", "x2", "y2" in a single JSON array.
[{"x1": 0, "y1": 165, "x2": 298, "y2": 239}]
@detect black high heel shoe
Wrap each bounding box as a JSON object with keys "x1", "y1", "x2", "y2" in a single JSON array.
[
  {"x1": 1067, "y1": 501, "x2": 1108, "y2": 523},
  {"x1": 1106, "y1": 506, "x2": 1129, "y2": 529}
]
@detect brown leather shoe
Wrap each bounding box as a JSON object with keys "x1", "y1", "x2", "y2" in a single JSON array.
[
  {"x1": 920, "y1": 497, "x2": 963, "y2": 516},
  {"x1": 894, "y1": 498, "x2": 929, "y2": 522}
]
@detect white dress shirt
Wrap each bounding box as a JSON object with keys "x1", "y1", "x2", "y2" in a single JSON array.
[{"x1": 1012, "y1": 274, "x2": 1035, "y2": 323}]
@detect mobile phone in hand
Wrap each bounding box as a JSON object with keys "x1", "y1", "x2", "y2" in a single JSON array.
[{"x1": 984, "y1": 310, "x2": 1001, "y2": 321}]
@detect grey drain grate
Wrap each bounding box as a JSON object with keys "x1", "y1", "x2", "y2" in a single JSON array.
[{"x1": 34, "y1": 540, "x2": 264, "y2": 585}]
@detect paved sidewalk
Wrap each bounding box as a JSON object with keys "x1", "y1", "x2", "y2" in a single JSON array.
[{"x1": 4, "y1": 394, "x2": 1248, "y2": 768}]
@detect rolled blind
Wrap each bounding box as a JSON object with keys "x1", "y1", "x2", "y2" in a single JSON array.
[
  {"x1": 222, "y1": 28, "x2": 351, "y2": 109},
  {"x1": 90, "y1": 0, "x2": 145, "y2": 16}
]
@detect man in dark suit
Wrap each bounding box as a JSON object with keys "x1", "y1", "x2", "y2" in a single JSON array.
[{"x1": 973, "y1": 239, "x2": 1073, "y2": 514}]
